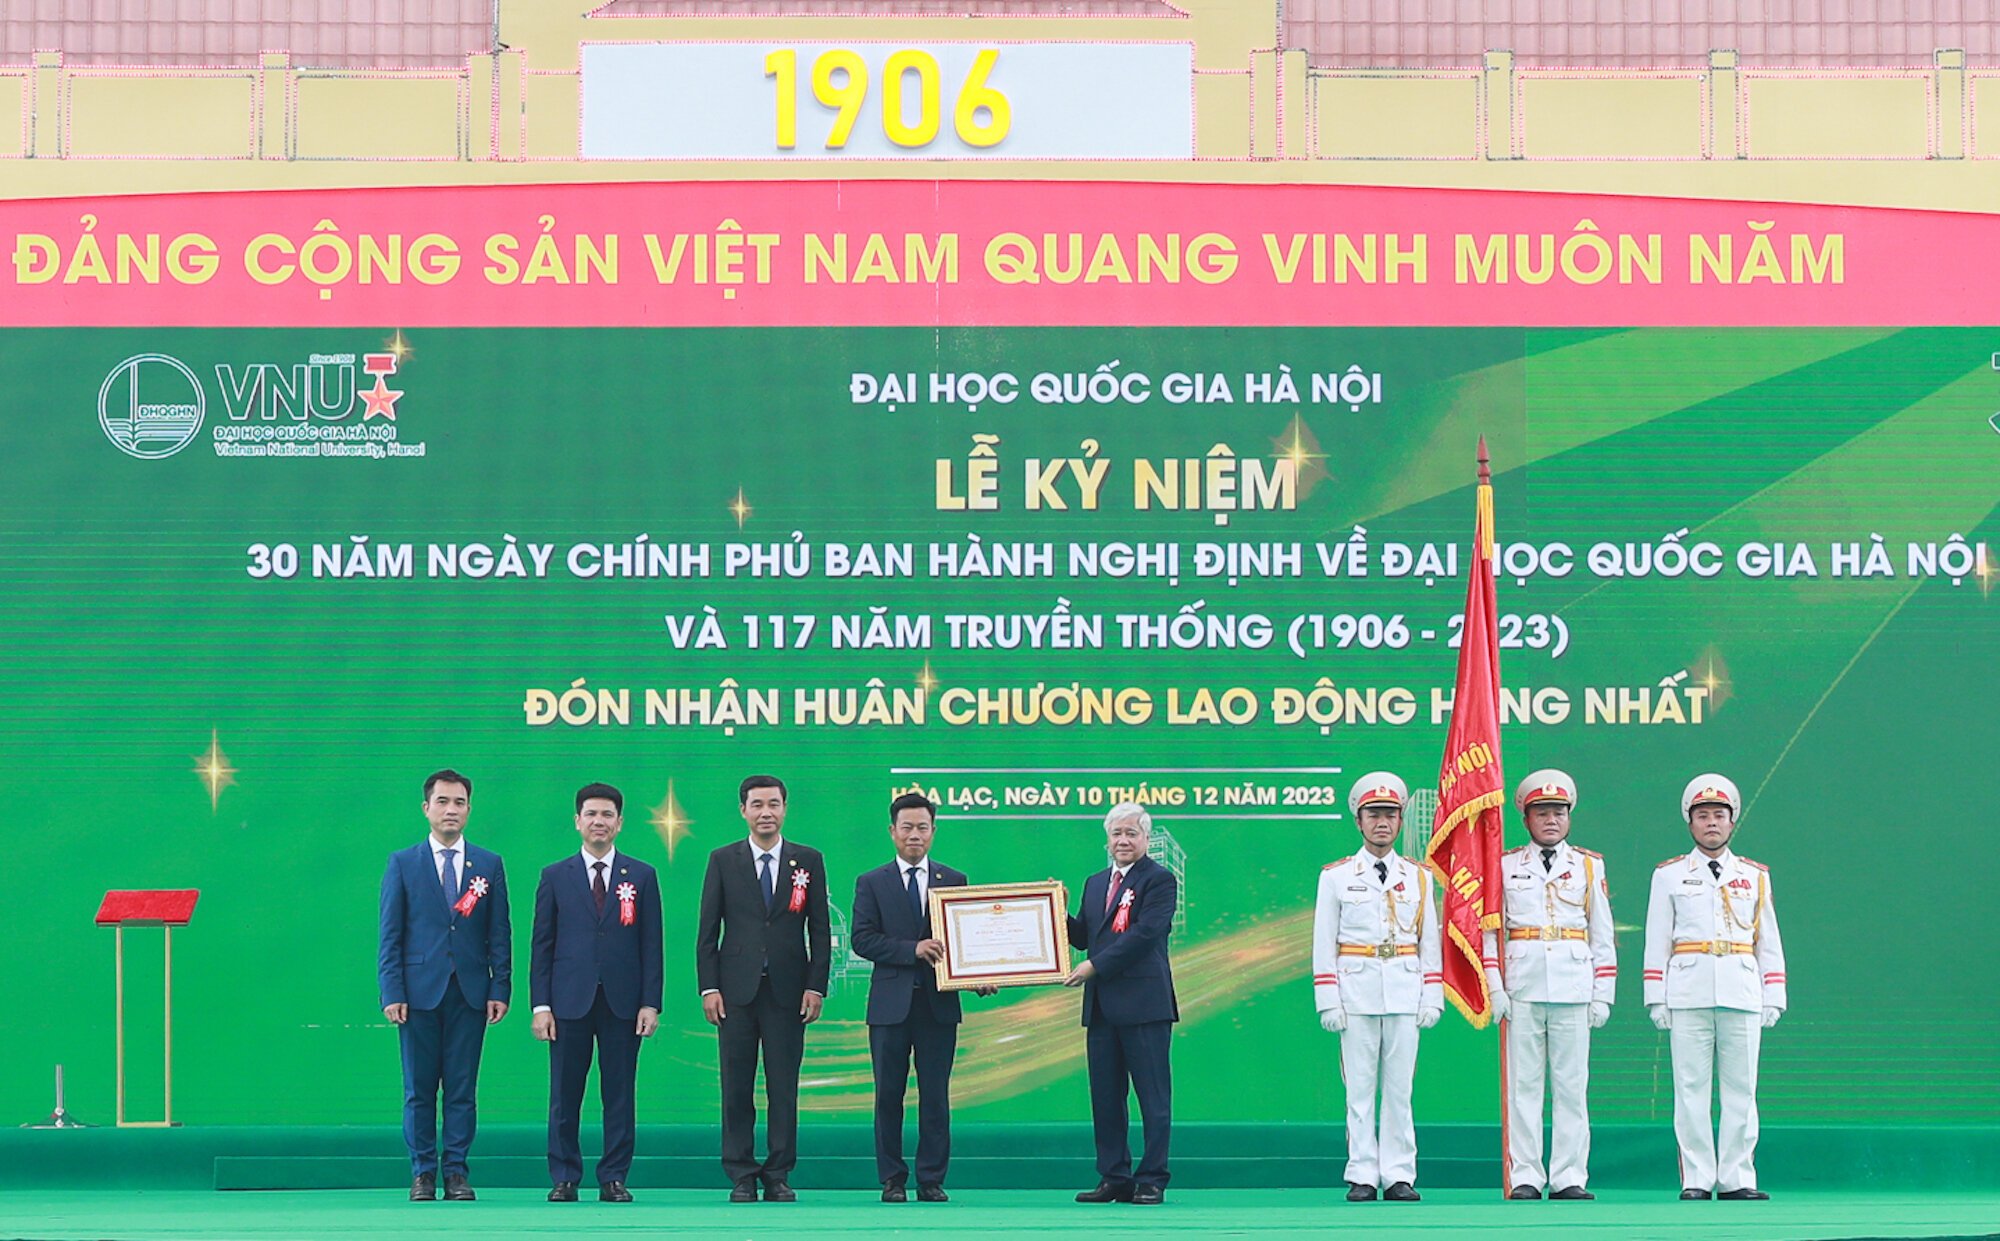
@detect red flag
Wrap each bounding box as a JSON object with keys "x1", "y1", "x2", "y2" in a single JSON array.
[{"x1": 1424, "y1": 438, "x2": 1507, "y2": 1028}]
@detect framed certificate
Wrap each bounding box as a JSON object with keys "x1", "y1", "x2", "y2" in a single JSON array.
[{"x1": 928, "y1": 881, "x2": 1072, "y2": 991}]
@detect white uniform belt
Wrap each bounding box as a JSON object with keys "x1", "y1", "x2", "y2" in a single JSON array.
[
  {"x1": 1338, "y1": 942, "x2": 1417, "y2": 959},
  {"x1": 1507, "y1": 926, "x2": 1587, "y2": 942},
  {"x1": 1672, "y1": 940, "x2": 1753, "y2": 956}
]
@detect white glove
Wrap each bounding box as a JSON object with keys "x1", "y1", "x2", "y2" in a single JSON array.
[
  {"x1": 1589, "y1": 1001, "x2": 1610, "y2": 1029},
  {"x1": 1417, "y1": 1006, "x2": 1441, "y2": 1030},
  {"x1": 1761, "y1": 1006, "x2": 1781, "y2": 1029},
  {"x1": 1489, "y1": 989, "x2": 1511, "y2": 1023},
  {"x1": 1319, "y1": 1007, "x2": 1346, "y2": 1033},
  {"x1": 1649, "y1": 1004, "x2": 1671, "y2": 1031}
]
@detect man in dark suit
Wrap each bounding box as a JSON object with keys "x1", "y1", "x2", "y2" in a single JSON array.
[
  {"x1": 851, "y1": 791, "x2": 995, "y2": 1202},
  {"x1": 378, "y1": 768, "x2": 511, "y2": 1202},
  {"x1": 696, "y1": 774, "x2": 832, "y2": 1202},
  {"x1": 1065, "y1": 801, "x2": 1180, "y2": 1205},
  {"x1": 529, "y1": 782, "x2": 663, "y2": 1204}
]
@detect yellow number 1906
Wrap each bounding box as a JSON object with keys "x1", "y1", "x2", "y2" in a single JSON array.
[{"x1": 764, "y1": 48, "x2": 1010, "y2": 152}]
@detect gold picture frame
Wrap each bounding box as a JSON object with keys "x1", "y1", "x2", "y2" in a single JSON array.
[{"x1": 928, "y1": 880, "x2": 1073, "y2": 991}]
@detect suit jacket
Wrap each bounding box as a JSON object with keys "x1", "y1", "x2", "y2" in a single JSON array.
[
  {"x1": 378, "y1": 840, "x2": 512, "y2": 1012},
  {"x1": 1643, "y1": 848, "x2": 1787, "y2": 1014},
  {"x1": 529, "y1": 851, "x2": 664, "y2": 1021},
  {"x1": 1066, "y1": 855, "x2": 1179, "y2": 1027},
  {"x1": 851, "y1": 858, "x2": 966, "y2": 1026},
  {"x1": 695, "y1": 840, "x2": 832, "y2": 1006}
]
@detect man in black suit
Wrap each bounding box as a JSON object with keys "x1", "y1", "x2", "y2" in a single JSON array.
[
  {"x1": 695, "y1": 774, "x2": 832, "y2": 1202},
  {"x1": 530, "y1": 782, "x2": 663, "y2": 1204},
  {"x1": 851, "y1": 791, "x2": 995, "y2": 1202},
  {"x1": 1065, "y1": 801, "x2": 1179, "y2": 1206}
]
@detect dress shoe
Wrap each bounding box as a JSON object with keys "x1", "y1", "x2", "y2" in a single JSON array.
[
  {"x1": 729, "y1": 1180, "x2": 759, "y2": 1203},
  {"x1": 1076, "y1": 1180, "x2": 1135, "y2": 1203},
  {"x1": 547, "y1": 1182, "x2": 578, "y2": 1202},
  {"x1": 881, "y1": 1184, "x2": 907, "y2": 1203},
  {"x1": 598, "y1": 1181, "x2": 633, "y2": 1203},
  {"x1": 1680, "y1": 1188, "x2": 1713, "y2": 1200},
  {"x1": 1550, "y1": 1186, "x2": 1594, "y2": 1200},
  {"x1": 1131, "y1": 1185, "x2": 1165, "y2": 1205},
  {"x1": 442, "y1": 1174, "x2": 475, "y2": 1201},
  {"x1": 916, "y1": 1184, "x2": 949, "y2": 1202},
  {"x1": 763, "y1": 1179, "x2": 797, "y2": 1203},
  {"x1": 1384, "y1": 1182, "x2": 1421, "y2": 1202},
  {"x1": 1718, "y1": 1188, "x2": 1769, "y2": 1201},
  {"x1": 1507, "y1": 1184, "x2": 1541, "y2": 1200},
  {"x1": 1346, "y1": 1182, "x2": 1377, "y2": 1202},
  {"x1": 409, "y1": 1173, "x2": 436, "y2": 1202}
]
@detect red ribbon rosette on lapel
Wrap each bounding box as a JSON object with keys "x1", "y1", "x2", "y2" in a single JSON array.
[
  {"x1": 452, "y1": 876, "x2": 488, "y2": 917},
  {"x1": 1111, "y1": 888, "x2": 1135, "y2": 932},
  {"x1": 788, "y1": 867, "x2": 810, "y2": 913},
  {"x1": 615, "y1": 882, "x2": 637, "y2": 927}
]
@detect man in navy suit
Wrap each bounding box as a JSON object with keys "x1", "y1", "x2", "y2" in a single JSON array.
[
  {"x1": 695, "y1": 775, "x2": 831, "y2": 1202},
  {"x1": 530, "y1": 782, "x2": 663, "y2": 1203},
  {"x1": 851, "y1": 792, "x2": 994, "y2": 1202},
  {"x1": 1065, "y1": 801, "x2": 1179, "y2": 1205},
  {"x1": 378, "y1": 768, "x2": 511, "y2": 1202}
]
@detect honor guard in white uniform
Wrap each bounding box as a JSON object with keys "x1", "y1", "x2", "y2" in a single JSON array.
[
  {"x1": 1312, "y1": 772, "x2": 1442, "y2": 1203},
  {"x1": 1481, "y1": 770, "x2": 1615, "y2": 1201},
  {"x1": 1643, "y1": 774, "x2": 1787, "y2": 1201}
]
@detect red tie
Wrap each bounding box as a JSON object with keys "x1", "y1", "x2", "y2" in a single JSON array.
[{"x1": 1105, "y1": 868, "x2": 1123, "y2": 913}]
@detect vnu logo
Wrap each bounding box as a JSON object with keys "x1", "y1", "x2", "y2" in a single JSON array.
[
  {"x1": 98, "y1": 354, "x2": 206, "y2": 459},
  {"x1": 213, "y1": 353, "x2": 401, "y2": 422}
]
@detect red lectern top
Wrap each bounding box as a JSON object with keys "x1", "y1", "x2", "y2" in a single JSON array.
[{"x1": 96, "y1": 890, "x2": 200, "y2": 927}]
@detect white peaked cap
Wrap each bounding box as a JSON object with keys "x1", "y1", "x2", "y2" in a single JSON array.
[
  {"x1": 1681, "y1": 773, "x2": 1741, "y2": 819},
  {"x1": 1515, "y1": 769, "x2": 1577, "y2": 812},
  {"x1": 1348, "y1": 771, "x2": 1409, "y2": 817}
]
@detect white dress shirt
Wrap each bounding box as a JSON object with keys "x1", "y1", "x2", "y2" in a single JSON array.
[
  {"x1": 751, "y1": 837, "x2": 786, "y2": 887},
  {"x1": 896, "y1": 855, "x2": 930, "y2": 909},
  {"x1": 430, "y1": 834, "x2": 468, "y2": 892}
]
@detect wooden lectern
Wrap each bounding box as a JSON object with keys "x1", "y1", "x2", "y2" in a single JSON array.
[{"x1": 95, "y1": 890, "x2": 200, "y2": 1128}]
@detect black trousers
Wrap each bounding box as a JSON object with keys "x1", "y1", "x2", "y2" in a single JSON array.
[
  {"x1": 546, "y1": 986, "x2": 641, "y2": 1186},
  {"x1": 1086, "y1": 1019, "x2": 1173, "y2": 1188},
  {"x1": 718, "y1": 977, "x2": 806, "y2": 1185},
  {"x1": 398, "y1": 982, "x2": 486, "y2": 1178},
  {"x1": 869, "y1": 998, "x2": 958, "y2": 1188}
]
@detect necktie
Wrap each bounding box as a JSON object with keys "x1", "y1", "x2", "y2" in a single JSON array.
[
  {"x1": 906, "y1": 866, "x2": 924, "y2": 923},
  {"x1": 760, "y1": 852, "x2": 776, "y2": 912},
  {"x1": 1709, "y1": 859, "x2": 1722, "y2": 880},
  {"x1": 1541, "y1": 847, "x2": 1555, "y2": 873},
  {"x1": 1105, "y1": 868, "x2": 1123, "y2": 912},
  {"x1": 1375, "y1": 860, "x2": 1388, "y2": 884},
  {"x1": 441, "y1": 848, "x2": 459, "y2": 901},
  {"x1": 592, "y1": 860, "x2": 607, "y2": 915}
]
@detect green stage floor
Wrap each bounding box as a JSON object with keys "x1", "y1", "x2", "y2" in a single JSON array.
[{"x1": 0, "y1": 1190, "x2": 1995, "y2": 1241}]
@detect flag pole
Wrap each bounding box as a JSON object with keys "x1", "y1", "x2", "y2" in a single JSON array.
[{"x1": 1481, "y1": 437, "x2": 1514, "y2": 1200}]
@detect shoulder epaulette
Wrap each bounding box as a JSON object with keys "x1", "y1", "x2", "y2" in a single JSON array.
[
  {"x1": 1322, "y1": 861, "x2": 1342, "y2": 871},
  {"x1": 1656, "y1": 855, "x2": 1684, "y2": 869},
  {"x1": 1504, "y1": 844, "x2": 1528, "y2": 855},
  {"x1": 1739, "y1": 857, "x2": 1768, "y2": 872},
  {"x1": 1575, "y1": 847, "x2": 1602, "y2": 859}
]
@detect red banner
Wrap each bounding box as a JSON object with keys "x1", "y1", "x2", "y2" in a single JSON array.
[
  {"x1": 1424, "y1": 439, "x2": 1507, "y2": 1028},
  {"x1": 0, "y1": 181, "x2": 1976, "y2": 328}
]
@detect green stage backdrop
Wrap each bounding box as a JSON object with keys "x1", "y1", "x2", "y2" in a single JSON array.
[{"x1": 1, "y1": 326, "x2": 1994, "y2": 1129}]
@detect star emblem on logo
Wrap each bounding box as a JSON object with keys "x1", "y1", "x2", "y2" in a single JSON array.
[{"x1": 361, "y1": 376, "x2": 403, "y2": 421}]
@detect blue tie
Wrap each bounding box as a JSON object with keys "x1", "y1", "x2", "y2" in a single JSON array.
[
  {"x1": 441, "y1": 848, "x2": 459, "y2": 903},
  {"x1": 760, "y1": 852, "x2": 776, "y2": 912},
  {"x1": 906, "y1": 865, "x2": 924, "y2": 924}
]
